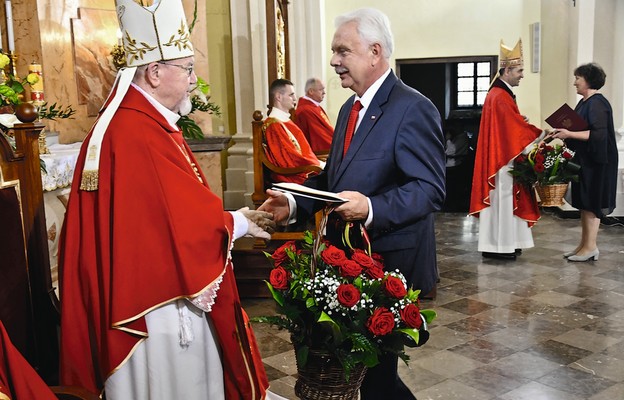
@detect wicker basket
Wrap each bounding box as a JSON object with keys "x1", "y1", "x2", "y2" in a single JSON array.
[
  {"x1": 294, "y1": 348, "x2": 367, "y2": 400},
  {"x1": 535, "y1": 183, "x2": 569, "y2": 207}
]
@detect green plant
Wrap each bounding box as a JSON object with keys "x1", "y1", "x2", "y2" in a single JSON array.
[
  {"x1": 37, "y1": 102, "x2": 76, "y2": 120},
  {"x1": 177, "y1": 77, "x2": 221, "y2": 140},
  {"x1": 253, "y1": 229, "x2": 435, "y2": 378}
]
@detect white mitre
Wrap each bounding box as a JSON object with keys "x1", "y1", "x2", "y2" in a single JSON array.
[
  {"x1": 80, "y1": 0, "x2": 194, "y2": 191},
  {"x1": 117, "y1": 0, "x2": 194, "y2": 66}
]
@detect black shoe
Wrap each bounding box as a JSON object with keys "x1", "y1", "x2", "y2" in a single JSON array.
[
  {"x1": 515, "y1": 248, "x2": 522, "y2": 255},
  {"x1": 482, "y1": 252, "x2": 517, "y2": 260}
]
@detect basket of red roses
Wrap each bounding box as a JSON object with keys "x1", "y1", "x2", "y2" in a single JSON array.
[
  {"x1": 253, "y1": 221, "x2": 435, "y2": 400},
  {"x1": 509, "y1": 138, "x2": 580, "y2": 207}
]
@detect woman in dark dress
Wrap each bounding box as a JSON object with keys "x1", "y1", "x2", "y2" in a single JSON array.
[{"x1": 550, "y1": 63, "x2": 618, "y2": 262}]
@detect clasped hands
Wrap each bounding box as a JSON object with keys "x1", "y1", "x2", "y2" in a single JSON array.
[{"x1": 237, "y1": 207, "x2": 276, "y2": 240}]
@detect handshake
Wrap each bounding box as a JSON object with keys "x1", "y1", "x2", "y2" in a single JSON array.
[{"x1": 237, "y1": 207, "x2": 277, "y2": 240}]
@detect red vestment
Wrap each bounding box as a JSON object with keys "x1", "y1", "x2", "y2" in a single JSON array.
[
  {"x1": 0, "y1": 322, "x2": 57, "y2": 400},
  {"x1": 59, "y1": 86, "x2": 267, "y2": 398},
  {"x1": 469, "y1": 79, "x2": 542, "y2": 225},
  {"x1": 295, "y1": 97, "x2": 334, "y2": 152},
  {"x1": 263, "y1": 113, "x2": 321, "y2": 184}
]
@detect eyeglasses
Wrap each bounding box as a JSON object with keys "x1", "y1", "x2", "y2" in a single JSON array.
[{"x1": 158, "y1": 62, "x2": 194, "y2": 77}]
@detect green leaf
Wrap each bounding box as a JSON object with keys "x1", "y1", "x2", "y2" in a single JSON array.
[
  {"x1": 264, "y1": 281, "x2": 285, "y2": 307},
  {"x1": 177, "y1": 115, "x2": 204, "y2": 140},
  {"x1": 305, "y1": 297, "x2": 315, "y2": 309},
  {"x1": 398, "y1": 328, "x2": 420, "y2": 345},
  {"x1": 420, "y1": 309, "x2": 437, "y2": 324}
]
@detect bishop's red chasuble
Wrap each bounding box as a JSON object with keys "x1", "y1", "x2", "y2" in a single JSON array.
[
  {"x1": 59, "y1": 87, "x2": 267, "y2": 398},
  {"x1": 295, "y1": 97, "x2": 334, "y2": 152},
  {"x1": 470, "y1": 79, "x2": 542, "y2": 225}
]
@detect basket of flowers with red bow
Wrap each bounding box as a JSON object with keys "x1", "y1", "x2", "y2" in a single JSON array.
[
  {"x1": 509, "y1": 138, "x2": 580, "y2": 206},
  {"x1": 253, "y1": 224, "x2": 435, "y2": 400}
]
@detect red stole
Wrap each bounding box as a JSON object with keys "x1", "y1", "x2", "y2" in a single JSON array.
[
  {"x1": 59, "y1": 87, "x2": 267, "y2": 398},
  {"x1": 469, "y1": 80, "x2": 542, "y2": 225}
]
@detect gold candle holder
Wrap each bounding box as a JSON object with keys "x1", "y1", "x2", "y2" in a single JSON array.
[{"x1": 8, "y1": 51, "x2": 17, "y2": 77}]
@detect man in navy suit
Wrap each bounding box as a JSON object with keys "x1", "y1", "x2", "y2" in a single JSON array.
[{"x1": 260, "y1": 8, "x2": 445, "y2": 399}]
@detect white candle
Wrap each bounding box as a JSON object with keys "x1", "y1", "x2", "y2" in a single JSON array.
[
  {"x1": 116, "y1": 29, "x2": 122, "y2": 46},
  {"x1": 5, "y1": 0, "x2": 14, "y2": 52}
]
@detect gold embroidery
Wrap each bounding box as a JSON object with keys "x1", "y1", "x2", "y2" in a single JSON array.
[
  {"x1": 163, "y1": 20, "x2": 192, "y2": 51},
  {"x1": 80, "y1": 170, "x2": 99, "y2": 191},
  {"x1": 123, "y1": 31, "x2": 157, "y2": 64}
]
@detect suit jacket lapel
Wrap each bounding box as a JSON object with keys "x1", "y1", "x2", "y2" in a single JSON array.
[{"x1": 330, "y1": 73, "x2": 398, "y2": 188}]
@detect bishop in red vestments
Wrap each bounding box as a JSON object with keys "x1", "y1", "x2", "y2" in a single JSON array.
[
  {"x1": 295, "y1": 78, "x2": 334, "y2": 153},
  {"x1": 59, "y1": 1, "x2": 271, "y2": 398},
  {"x1": 470, "y1": 39, "x2": 544, "y2": 259}
]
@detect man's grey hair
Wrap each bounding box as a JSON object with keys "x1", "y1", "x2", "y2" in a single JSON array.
[
  {"x1": 335, "y1": 8, "x2": 394, "y2": 59},
  {"x1": 305, "y1": 77, "x2": 321, "y2": 93}
]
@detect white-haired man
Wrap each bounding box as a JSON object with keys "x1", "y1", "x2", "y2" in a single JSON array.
[{"x1": 260, "y1": 8, "x2": 445, "y2": 399}]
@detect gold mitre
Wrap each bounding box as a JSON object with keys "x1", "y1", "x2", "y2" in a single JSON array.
[
  {"x1": 499, "y1": 38, "x2": 523, "y2": 68},
  {"x1": 116, "y1": 0, "x2": 194, "y2": 67}
]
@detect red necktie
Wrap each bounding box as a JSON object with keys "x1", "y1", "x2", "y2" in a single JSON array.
[{"x1": 343, "y1": 100, "x2": 363, "y2": 156}]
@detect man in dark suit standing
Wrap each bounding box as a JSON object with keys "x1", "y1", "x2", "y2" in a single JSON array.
[{"x1": 260, "y1": 8, "x2": 445, "y2": 399}]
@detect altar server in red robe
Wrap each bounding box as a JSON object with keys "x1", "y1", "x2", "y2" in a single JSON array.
[
  {"x1": 295, "y1": 77, "x2": 334, "y2": 153},
  {"x1": 263, "y1": 78, "x2": 324, "y2": 184},
  {"x1": 469, "y1": 39, "x2": 545, "y2": 260},
  {"x1": 58, "y1": 0, "x2": 274, "y2": 398}
]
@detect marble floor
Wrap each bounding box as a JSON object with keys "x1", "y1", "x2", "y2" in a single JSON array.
[{"x1": 243, "y1": 210, "x2": 624, "y2": 399}]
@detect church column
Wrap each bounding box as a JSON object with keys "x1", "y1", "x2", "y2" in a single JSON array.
[{"x1": 223, "y1": 0, "x2": 268, "y2": 209}]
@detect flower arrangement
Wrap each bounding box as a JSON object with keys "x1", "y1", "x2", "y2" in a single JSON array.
[
  {"x1": 0, "y1": 53, "x2": 40, "y2": 108},
  {"x1": 0, "y1": 53, "x2": 76, "y2": 121},
  {"x1": 254, "y1": 230, "x2": 436, "y2": 377},
  {"x1": 509, "y1": 138, "x2": 580, "y2": 187}
]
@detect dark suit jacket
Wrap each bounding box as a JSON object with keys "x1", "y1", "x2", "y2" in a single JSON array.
[{"x1": 297, "y1": 71, "x2": 446, "y2": 293}]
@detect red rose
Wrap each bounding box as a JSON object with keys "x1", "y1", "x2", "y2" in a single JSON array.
[
  {"x1": 365, "y1": 266, "x2": 384, "y2": 280},
  {"x1": 351, "y1": 249, "x2": 376, "y2": 269},
  {"x1": 336, "y1": 284, "x2": 361, "y2": 307},
  {"x1": 535, "y1": 153, "x2": 545, "y2": 163},
  {"x1": 321, "y1": 246, "x2": 348, "y2": 267},
  {"x1": 400, "y1": 303, "x2": 423, "y2": 329},
  {"x1": 269, "y1": 266, "x2": 290, "y2": 290},
  {"x1": 562, "y1": 151, "x2": 573, "y2": 159},
  {"x1": 366, "y1": 307, "x2": 395, "y2": 336},
  {"x1": 384, "y1": 276, "x2": 407, "y2": 298},
  {"x1": 534, "y1": 162, "x2": 545, "y2": 173},
  {"x1": 272, "y1": 241, "x2": 297, "y2": 266},
  {"x1": 371, "y1": 253, "x2": 384, "y2": 263},
  {"x1": 339, "y1": 260, "x2": 363, "y2": 278},
  {"x1": 543, "y1": 145, "x2": 554, "y2": 152},
  {"x1": 515, "y1": 154, "x2": 527, "y2": 163}
]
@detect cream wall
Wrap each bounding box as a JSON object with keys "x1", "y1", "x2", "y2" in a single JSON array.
[
  {"x1": 322, "y1": 0, "x2": 549, "y2": 125},
  {"x1": 207, "y1": 0, "x2": 236, "y2": 136}
]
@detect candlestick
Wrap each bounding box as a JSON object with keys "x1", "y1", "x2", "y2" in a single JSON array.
[
  {"x1": 8, "y1": 50, "x2": 16, "y2": 77},
  {"x1": 5, "y1": 0, "x2": 14, "y2": 52}
]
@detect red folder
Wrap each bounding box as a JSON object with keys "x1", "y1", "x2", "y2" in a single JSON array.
[{"x1": 545, "y1": 103, "x2": 588, "y2": 131}]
